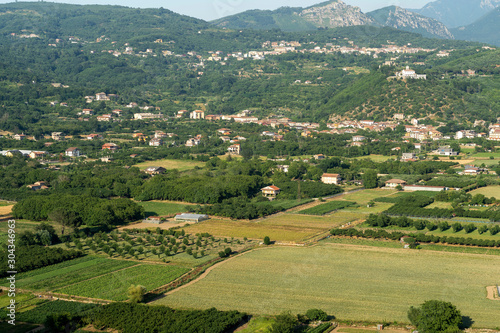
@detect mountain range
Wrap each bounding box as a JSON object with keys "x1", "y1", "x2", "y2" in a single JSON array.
[
  {"x1": 211, "y1": 0, "x2": 453, "y2": 39},
  {"x1": 412, "y1": 0, "x2": 500, "y2": 28},
  {"x1": 211, "y1": 0, "x2": 500, "y2": 45}
]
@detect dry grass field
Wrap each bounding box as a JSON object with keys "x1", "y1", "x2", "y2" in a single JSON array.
[
  {"x1": 182, "y1": 218, "x2": 322, "y2": 242},
  {"x1": 470, "y1": 186, "x2": 500, "y2": 198},
  {"x1": 0, "y1": 205, "x2": 13, "y2": 216},
  {"x1": 181, "y1": 210, "x2": 362, "y2": 242},
  {"x1": 156, "y1": 243, "x2": 500, "y2": 328},
  {"x1": 133, "y1": 159, "x2": 205, "y2": 171}
]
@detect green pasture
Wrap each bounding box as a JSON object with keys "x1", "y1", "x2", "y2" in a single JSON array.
[
  {"x1": 56, "y1": 264, "x2": 188, "y2": 301},
  {"x1": 156, "y1": 244, "x2": 500, "y2": 328},
  {"x1": 133, "y1": 159, "x2": 205, "y2": 171},
  {"x1": 138, "y1": 201, "x2": 191, "y2": 217},
  {"x1": 1, "y1": 256, "x2": 137, "y2": 291}
]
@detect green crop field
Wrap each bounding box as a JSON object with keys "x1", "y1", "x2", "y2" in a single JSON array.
[
  {"x1": 265, "y1": 199, "x2": 314, "y2": 210},
  {"x1": 4, "y1": 256, "x2": 137, "y2": 291},
  {"x1": 56, "y1": 264, "x2": 188, "y2": 301},
  {"x1": 470, "y1": 186, "x2": 500, "y2": 198},
  {"x1": 298, "y1": 201, "x2": 356, "y2": 215},
  {"x1": 139, "y1": 201, "x2": 191, "y2": 217},
  {"x1": 339, "y1": 189, "x2": 396, "y2": 205},
  {"x1": 134, "y1": 159, "x2": 205, "y2": 171},
  {"x1": 351, "y1": 155, "x2": 394, "y2": 162},
  {"x1": 156, "y1": 244, "x2": 500, "y2": 328}
]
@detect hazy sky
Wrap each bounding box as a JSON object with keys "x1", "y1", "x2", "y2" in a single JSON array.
[{"x1": 1, "y1": 1, "x2": 434, "y2": 20}]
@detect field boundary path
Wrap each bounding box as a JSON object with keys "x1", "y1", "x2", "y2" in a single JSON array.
[{"x1": 0, "y1": 286, "x2": 111, "y2": 304}]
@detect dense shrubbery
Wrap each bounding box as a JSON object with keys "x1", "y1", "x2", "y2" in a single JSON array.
[
  {"x1": 88, "y1": 303, "x2": 246, "y2": 333},
  {"x1": 426, "y1": 177, "x2": 477, "y2": 188},
  {"x1": 12, "y1": 195, "x2": 144, "y2": 227},
  {"x1": 0, "y1": 246, "x2": 83, "y2": 278},
  {"x1": 195, "y1": 197, "x2": 283, "y2": 220},
  {"x1": 136, "y1": 173, "x2": 265, "y2": 204},
  {"x1": 275, "y1": 181, "x2": 343, "y2": 199},
  {"x1": 330, "y1": 228, "x2": 500, "y2": 248}
]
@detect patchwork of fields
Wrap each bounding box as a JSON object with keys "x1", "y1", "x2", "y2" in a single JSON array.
[
  {"x1": 1, "y1": 256, "x2": 188, "y2": 301},
  {"x1": 156, "y1": 244, "x2": 500, "y2": 328}
]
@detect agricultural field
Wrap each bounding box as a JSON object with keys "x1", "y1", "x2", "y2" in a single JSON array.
[
  {"x1": 351, "y1": 155, "x2": 394, "y2": 162},
  {"x1": 56, "y1": 264, "x2": 188, "y2": 301},
  {"x1": 426, "y1": 201, "x2": 453, "y2": 209},
  {"x1": 138, "y1": 201, "x2": 191, "y2": 217},
  {"x1": 298, "y1": 201, "x2": 356, "y2": 215},
  {"x1": 337, "y1": 189, "x2": 396, "y2": 205},
  {"x1": 265, "y1": 199, "x2": 314, "y2": 210},
  {"x1": 470, "y1": 186, "x2": 500, "y2": 198},
  {"x1": 2, "y1": 256, "x2": 137, "y2": 291},
  {"x1": 183, "y1": 210, "x2": 361, "y2": 243},
  {"x1": 134, "y1": 159, "x2": 205, "y2": 171},
  {"x1": 156, "y1": 243, "x2": 500, "y2": 328},
  {"x1": 0, "y1": 203, "x2": 13, "y2": 215},
  {"x1": 182, "y1": 218, "x2": 323, "y2": 242}
]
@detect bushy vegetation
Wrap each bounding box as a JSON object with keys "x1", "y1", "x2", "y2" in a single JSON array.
[
  {"x1": 12, "y1": 194, "x2": 144, "y2": 228},
  {"x1": 0, "y1": 246, "x2": 83, "y2": 278},
  {"x1": 88, "y1": 303, "x2": 246, "y2": 333},
  {"x1": 330, "y1": 228, "x2": 500, "y2": 248}
]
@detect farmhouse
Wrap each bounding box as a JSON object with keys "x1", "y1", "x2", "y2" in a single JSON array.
[
  {"x1": 143, "y1": 216, "x2": 163, "y2": 224},
  {"x1": 175, "y1": 213, "x2": 209, "y2": 223},
  {"x1": 321, "y1": 173, "x2": 342, "y2": 185},
  {"x1": 401, "y1": 153, "x2": 417, "y2": 161},
  {"x1": 385, "y1": 179, "x2": 407, "y2": 188},
  {"x1": 65, "y1": 147, "x2": 81, "y2": 157},
  {"x1": 149, "y1": 138, "x2": 163, "y2": 147},
  {"x1": 144, "y1": 167, "x2": 166, "y2": 175},
  {"x1": 437, "y1": 147, "x2": 458, "y2": 156},
  {"x1": 102, "y1": 143, "x2": 120, "y2": 151},
  {"x1": 87, "y1": 133, "x2": 103, "y2": 140},
  {"x1": 190, "y1": 110, "x2": 205, "y2": 120},
  {"x1": 396, "y1": 66, "x2": 427, "y2": 80},
  {"x1": 227, "y1": 144, "x2": 241, "y2": 155},
  {"x1": 261, "y1": 185, "x2": 281, "y2": 200}
]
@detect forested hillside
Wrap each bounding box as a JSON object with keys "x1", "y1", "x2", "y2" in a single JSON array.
[{"x1": 0, "y1": 2, "x2": 497, "y2": 132}]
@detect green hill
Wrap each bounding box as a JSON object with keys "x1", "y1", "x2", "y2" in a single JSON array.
[
  {"x1": 0, "y1": 2, "x2": 208, "y2": 44},
  {"x1": 451, "y1": 7, "x2": 500, "y2": 46}
]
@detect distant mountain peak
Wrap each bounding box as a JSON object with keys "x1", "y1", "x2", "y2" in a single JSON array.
[
  {"x1": 299, "y1": 0, "x2": 374, "y2": 28},
  {"x1": 368, "y1": 5, "x2": 454, "y2": 39},
  {"x1": 411, "y1": 0, "x2": 500, "y2": 28}
]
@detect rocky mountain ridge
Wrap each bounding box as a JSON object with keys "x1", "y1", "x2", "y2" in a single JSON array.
[{"x1": 368, "y1": 6, "x2": 454, "y2": 39}]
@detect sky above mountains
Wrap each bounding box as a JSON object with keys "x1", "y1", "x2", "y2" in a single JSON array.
[{"x1": 1, "y1": 0, "x2": 433, "y2": 20}]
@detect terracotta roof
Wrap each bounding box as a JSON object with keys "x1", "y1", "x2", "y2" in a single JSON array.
[
  {"x1": 322, "y1": 173, "x2": 340, "y2": 177},
  {"x1": 262, "y1": 185, "x2": 280, "y2": 191}
]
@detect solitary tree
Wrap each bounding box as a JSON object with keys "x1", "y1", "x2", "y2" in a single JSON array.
[
  {"x1": 127, "y1": 285, "x2": 147, "y2": 303},
  {"x1": 263, "y1": 236, "x2": 271, "y2": 245},
  {"x1": 408, "y1": 300, "x2": 463, "y2": 332}
]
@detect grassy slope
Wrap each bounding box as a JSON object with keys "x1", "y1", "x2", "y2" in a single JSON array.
[{"x1": 156, "y1": 244, "x2": 500, "y2": 328}]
